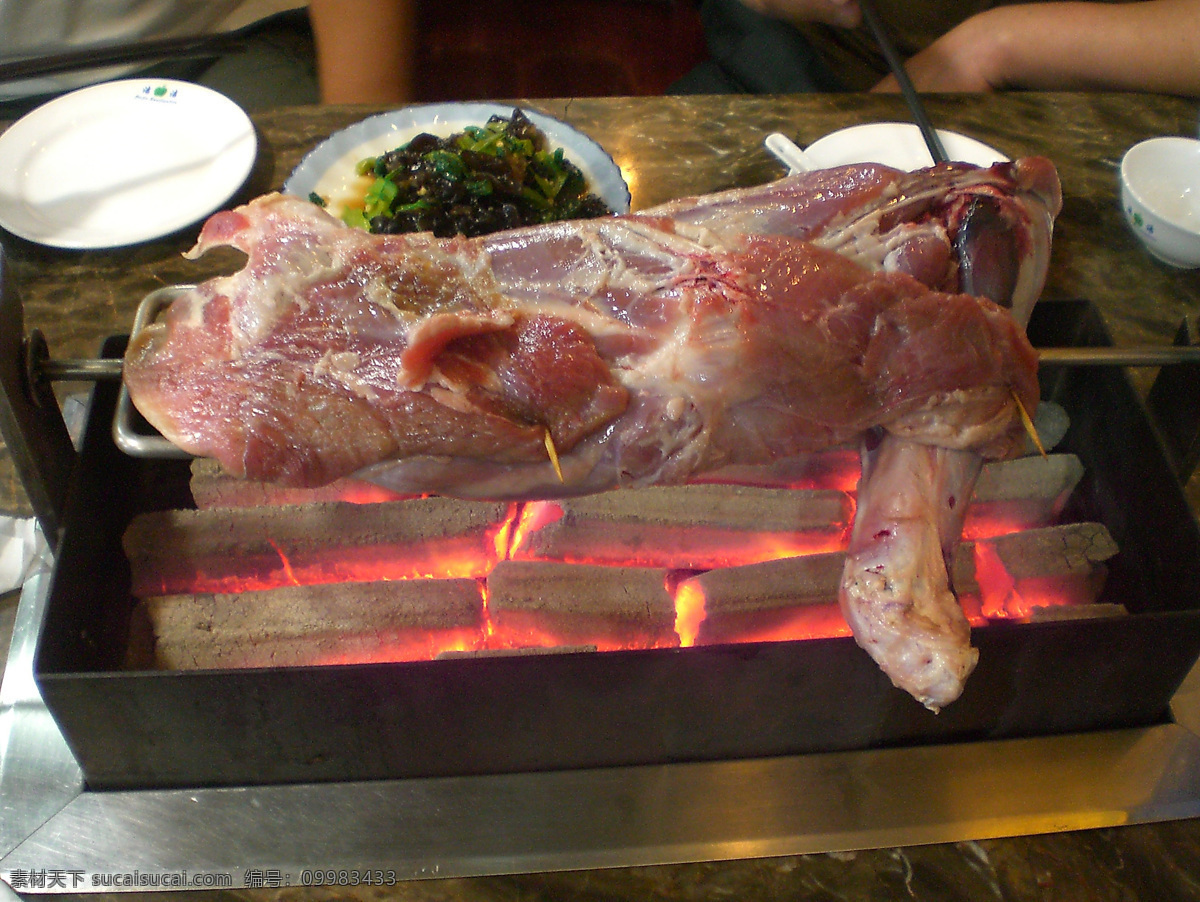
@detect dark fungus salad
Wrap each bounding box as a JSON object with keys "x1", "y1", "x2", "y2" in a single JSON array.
[{"x1": 313, "y1": 109, "x2": 616, "y2": 238}]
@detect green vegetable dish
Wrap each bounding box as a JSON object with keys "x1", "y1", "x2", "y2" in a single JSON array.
[{"x1": 315, "y1": 109, "x2": 616, "y2": 238}]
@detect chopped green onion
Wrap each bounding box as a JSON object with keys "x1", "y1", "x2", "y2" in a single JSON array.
[
  {"x1": 339, "y1": 108, "x2": 613, "y2": 238},
  {"x1": 520, "y1": 185, "x2": 552, "y2": 210},
  {"x1": 341, "y1": 208, "x2": 370, "y2": 230},
  {"x1": 363, "y1": 177, "x2": 399, "y2": 217},
  {"x1": 458, "y1": 127, "x2": 506, "y2": 155},
  {"x1": 394, "y1": 199, "x2": 433, "y2": 213}
]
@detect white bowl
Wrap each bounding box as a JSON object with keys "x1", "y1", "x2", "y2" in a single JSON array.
[
  {"x1": 284, "y1": 102, "x2": 630, "y2": 222},
  {"x1": 801, "y1": 122, "x2": 1008, "y2": 172},
  {"x1": 1119, "y1": 136, "x2": 1200, "y2": 269}
]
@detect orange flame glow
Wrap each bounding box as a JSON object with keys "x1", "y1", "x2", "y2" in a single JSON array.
[
  {"x1": 963, "y1": 509, "x2": 1047, "y2": 541},
  {"x1": 695, "y1": 604, "x2": 852, "y2": 645},
  {"x1": 165, "y1": 455, "x2": 1095, "y2": 666},
  {"x1": 480, "y1": 576, "x2": 496, "y2": 641},
  {"x1": 674, "y1": 580, "x2": 706, "y2": 648},
  {"x1": 507, "y1": 501, "x2": 565, "y2": 558},
  {"x1": 974, "y1": 541, "x2": 1025, "y2": 619},
  {"x1": 268, "y1": 539, "x2": 301, "y2": 587}
]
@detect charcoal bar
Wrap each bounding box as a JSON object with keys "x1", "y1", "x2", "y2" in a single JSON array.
[
  {"x1": 977, "y1": 521, "x2": 1119, "y2": 618},
  {"x1": 189, "y1": 451, "x2": 1081, "y2": 520},
  {"x1": 127, "y1": 578, "x2": 484, "y2": 670},
  {"x1": 188, "y1": 458, "x2": 408, "y2": 509},
  {"x1": 688, "y1": 552, "x2": 848, "y2": 645},
  {"x1": 989, "y1": 521, "x2": 1118, "y2": 576},
  {"x1": 509, "y1": 454, "x2": 1084, "y2": 569},
  {"x1": 966, "y1": 453, "x2": 1084, "y2": 536},
  {"x1": 487, "y1": 560, "x2": 678, "y2": 650},
  {"x1": 693, "y1": 447, "x2": 860, "y2": 490},
  {"x1": 437, "y1": 644, "x2": 599, "y2": 659},
  {"x1": 686, "y1": 521, "x2": 1116, "y2": 643},
  {"x1": 686, "y1": 546, "x2": 978, "y2": 646},
  {"x1": 124, "y1": 498, "x2": 514, "y2": 596},
  {"x1": 511, "y1": 484, "x2": 851, "y2": 569}
]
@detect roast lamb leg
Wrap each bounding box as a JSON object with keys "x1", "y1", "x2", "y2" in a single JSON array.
[
  {"x1": 648, "y1": 158, "x2": 1062, "y2": 708},
  {"x1": 123, "y1": 159, "x2": 1059, "y2": 708},
  {"x1": 831, "y1": 166, "x2": 1059, "y2": 708}
]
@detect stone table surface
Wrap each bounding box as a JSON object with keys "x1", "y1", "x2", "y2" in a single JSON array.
[{"x1": 3, "y1": 92, "x2": 1200, "y2": 900}]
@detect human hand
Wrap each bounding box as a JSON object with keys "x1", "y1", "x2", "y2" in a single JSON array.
[
  {"x1": 870, "y1": 11, "x2": 1005, "y2": 93},
  {"x1": 738, "y1": 0, "x2": 863, "y2": 29}
]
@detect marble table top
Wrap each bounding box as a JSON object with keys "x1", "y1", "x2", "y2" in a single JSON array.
[{"x1": 2, "y1": 92, "x2": 1200, "y2": 901}]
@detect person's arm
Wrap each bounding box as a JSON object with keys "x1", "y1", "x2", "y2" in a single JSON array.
[
  {"x1": 873, "y1": 0, "x2": 1200, "y2": 96},
  {"x1": 307, "y1": 0, "x2": 416, "y2": 104}
]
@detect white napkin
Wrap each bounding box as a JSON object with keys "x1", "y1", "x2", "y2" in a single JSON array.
[
  {"x1": 0, "y1": 516, "x2": 49, "y2": 596},
  {"x1": 0, "y1": 393, "x2": 84, "y2": 596}
]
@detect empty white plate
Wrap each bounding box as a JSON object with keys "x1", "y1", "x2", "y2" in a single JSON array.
[
  {"x1": 0, "y1": 78, "x2": 257, "y2": 249},
  {"x1": 802, "y1": 122, "x2": 1008, "y2": 171}
]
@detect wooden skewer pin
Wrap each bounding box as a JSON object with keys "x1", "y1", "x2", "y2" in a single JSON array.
[
  {"x1": 1012, "y1": 391, "x2": 1047, "y2": 457},
  {"x1": 544, "y1": 429, "x2": 564, "y2": 483}
]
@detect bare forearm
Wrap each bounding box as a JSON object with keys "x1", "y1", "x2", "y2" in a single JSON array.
[
  {"x1": 887, "y1": 1, "x2": 1200, "y2": 97},
  {"x1": 989, "y1": 1, "x2": 1200, "y2": 94},
  {"x1": 308, "y1": 0, "x2": 416, "y2": 104}
]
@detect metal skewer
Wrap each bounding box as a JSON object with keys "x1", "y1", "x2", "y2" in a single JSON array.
[
  {"x1": 857, "y1": 0, "x2": 949, "y2": 165},
  {"x1": 30, "y1": 346, "x2": 1200, "y2": 386},
  {"x1": 23, "y1": 337, "x2": 1200, "y2": 465},
  {"x1": 1036, "y1": 346, "x2": 1200, "y2": 366},
  {"x1": 38, "y1": 357, "x2": 124, "y2": 381}
]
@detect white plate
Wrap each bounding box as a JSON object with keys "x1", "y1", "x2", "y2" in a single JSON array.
[
  {"x1": 801, "y1": 122, "x2": 1008, "y2": 172},
  {"x1": 284, "y1": 102, "x2": 631, "y2": 220},
  {"x1": 0, "y1": 79, "x2": 256, "y2": 250}
]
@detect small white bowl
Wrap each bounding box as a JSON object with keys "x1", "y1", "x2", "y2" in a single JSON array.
[{"x1": 1119, "y1": 136, "x2": 1200, "y2": 269}]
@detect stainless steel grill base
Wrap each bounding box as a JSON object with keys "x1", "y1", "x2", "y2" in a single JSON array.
[{"x1": 5, "y1": 568, "x2": 1200, "y2": 894}]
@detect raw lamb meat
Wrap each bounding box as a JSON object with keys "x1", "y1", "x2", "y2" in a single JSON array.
[
  {"x1": 645, "y1": 158, "x2": 1062, "y2": 708},
  {"x1": 125, "y1": 188, "x2": 1039, "y2": 492},
  {"x1": 123, "y1": 158, "x2": 1060, "y2": 709}
]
